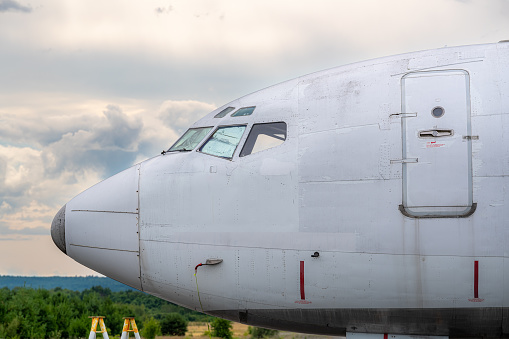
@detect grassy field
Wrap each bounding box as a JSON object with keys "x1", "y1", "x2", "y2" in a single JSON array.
[
  {"x1": 185, "y1": 322, "x2": 250, "y2": 337},
  {"x1": 156, "y1": 322, "x2": 342, "y2": 339}
]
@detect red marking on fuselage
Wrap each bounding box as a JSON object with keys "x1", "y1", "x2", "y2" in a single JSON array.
[
  {"x1": 469, "y1": 260, "x2": 484, "y2": 302},
  {"x1": 294, "y1": 300, "x2": 312, "y2": 304},
  {"x1": 300, "y1": 261, "x2": 305, "y2": 300},
  {"x1": 474, "y1": 260, "x2": 479, "y2": 298},
  {"x1": 468, "y1": 298, "x2": 484, "y2": 302},
  {"x1": 384, "y1": 334, "x2": 388, "y2": 339}
]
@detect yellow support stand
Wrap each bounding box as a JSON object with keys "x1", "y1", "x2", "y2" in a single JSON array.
[
  {"x1": 120, "y1": 317, "x2": 141, "y2": 339},
  {"x1": 88, "y1": 316, "x2": 110, "y2": 339}
]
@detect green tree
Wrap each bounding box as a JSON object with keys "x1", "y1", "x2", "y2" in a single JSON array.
[
  {"x1": 160, "y1": 313, "x2": 188, "y2": 336},
  {"x1": 141, "y1": 317, "x2": 161, "y2": 339},
  {"x1": 68, "y1": 316, "x2": 90, "y2": 339},
  {"x1": 248, "y1": 326, "x2": 279, "y2": 339},
  {"x1": 0, "y1": 284, "x2": 214, "y2": 338},
  {"x1": 49, "y1": 291, "x2": 76, "y2": 338},
  {"x1": 4, "y1": 317, "x2": 20, "y2": 339},
  {"x1": 211, "y1": 318, "x2": 233, "y2": 339}
]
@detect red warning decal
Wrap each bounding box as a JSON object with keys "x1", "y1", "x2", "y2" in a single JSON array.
[
  {"x1": 426, "y1": 141, "x2": 445, "y2": 148},
  {"x1": 469, "y1": 260, "x2": 484, "y2": 302},
  {"x1": 300, "y1": 261, "x2": 305, "y2": 300},
  {"x1": 295, "y1": 260, "x2": 312, "y2": 304}
]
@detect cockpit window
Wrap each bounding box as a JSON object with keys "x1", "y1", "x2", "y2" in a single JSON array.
[
  {"x1": 231, "y1": 106, "x2": 256, "y2": 117},
  {"x1": 240, "y1": 122, "x2": 287, "y2": 157},
  {"x1": 168, "y1": 127, "x2": 213, "y2": 152},
  {"x1": 214, "y1": 107, "x2": 235, "y2": 118},
  {"x1": 200, "y1": 125, "x2": 246, "y2": 159}
]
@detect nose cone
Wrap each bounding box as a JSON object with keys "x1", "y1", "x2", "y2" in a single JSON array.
[
  {"x1": 51, "y1": 204, "x2": 67, "y2": 254},
  {"x1": 59, "y1": 164, "x2": 142, "y2": 290}
]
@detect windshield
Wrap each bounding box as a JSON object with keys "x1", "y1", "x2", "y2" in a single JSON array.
[
  {"x1": 168, "y1": 127, "x2": 213, "y2": 152},
  {"x1": 200, "y1": 125, "x2": 246, "y2": 159}
]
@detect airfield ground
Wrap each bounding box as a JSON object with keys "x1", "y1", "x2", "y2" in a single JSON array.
[{"x1": 156, "y1": 322, "x2": 341, "y2": 339}]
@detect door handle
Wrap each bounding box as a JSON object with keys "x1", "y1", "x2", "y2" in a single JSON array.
[{"x1": 419, "y1": 129, "x2": 453, "y2": 138}]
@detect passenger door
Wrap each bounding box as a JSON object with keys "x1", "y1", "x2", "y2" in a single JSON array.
[{"x1": 400, "y1": 70, "x2": 475, "y2": 217}]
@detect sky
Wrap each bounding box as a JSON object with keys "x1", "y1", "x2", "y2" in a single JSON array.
[{"x1": 0, "y1": 0, "x2": 508, "y2": 276}]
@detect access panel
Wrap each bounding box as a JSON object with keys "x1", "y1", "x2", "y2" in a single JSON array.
[{"x1": 401, "y1": 70, "x2": 475, "y2": 217}]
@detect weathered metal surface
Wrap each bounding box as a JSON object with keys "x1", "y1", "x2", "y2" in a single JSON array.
[{"x1": 52, "y1": 42, "x2": 509, "y2": 337}]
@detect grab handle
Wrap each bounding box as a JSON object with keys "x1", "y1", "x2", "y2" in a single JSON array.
[{"x1": 419, "y1": 129, "x2": 453, "y2": 138}]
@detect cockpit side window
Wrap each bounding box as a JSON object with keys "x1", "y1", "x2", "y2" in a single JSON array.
[
  {"x1": 231, "y1": 106, "x2": 256, "y2": 117},
  {"x1": 168, "y1": 127, "x2": 213, "y2": 152},
  {"x1": 240, "y1": 122, "x2": 287, "y2": 157},
  {"x1": 214, "y1": 107, "x2": 235, "y2": 118},
  {"x1": 200, "y1": 125, "x2": 247, "y2": 159}
]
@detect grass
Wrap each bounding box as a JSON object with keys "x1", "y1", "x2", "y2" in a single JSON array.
[{"x1": 155, "y1": 322, "x2": 342, "y2": 339}]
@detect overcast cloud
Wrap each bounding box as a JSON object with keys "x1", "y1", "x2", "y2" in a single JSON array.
[
  {"x1": 0, "y1": 0, "x2": 31, "y2": 13},
  {"x1": 0, "y1": 0, "x2": 508, "y2": 276}
]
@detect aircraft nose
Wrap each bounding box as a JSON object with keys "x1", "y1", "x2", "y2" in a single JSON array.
[
  {"x1": 51, "y1": 204, "x2": 67, "y2": 254},
  {"x1": 53, "y1": 164, "x2": 142, "y2": 290}
]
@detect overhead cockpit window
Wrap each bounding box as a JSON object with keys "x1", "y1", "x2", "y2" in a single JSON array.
[
  {"x1": 231, "y1": 106, "x2": 256, "y2": 117},
  {"x1": 240, "y1": 122, "x2": 287, "y2": 157},
  {"x1": 214, "y1": 107, "x2": 235, "y2": 118},
  {"x1": 200, "y1": 125, "x2": 247, "y2": 159},
  {"x1": 168, "y1": 127, "x2": 213, "y2": 152}
]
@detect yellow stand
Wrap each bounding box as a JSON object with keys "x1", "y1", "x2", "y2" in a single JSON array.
[
  {"x1": 120, "y1": 317, "x2": 141, "y2": 339},
  {"x1": 88, "y1": 316, "x2": 110, "y2": 339}
]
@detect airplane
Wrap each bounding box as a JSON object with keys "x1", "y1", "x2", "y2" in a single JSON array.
[{"x1": 51, "y1": 41, "x2": 509, "y2": 339}]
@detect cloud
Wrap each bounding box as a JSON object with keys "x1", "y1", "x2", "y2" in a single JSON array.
[
  {"x1": 158, "y1": 100, "x2": 216, "y2": 134},
  {"x1": 0, "y1": 236, "x2": 31, "y2": 241},
  {"x1": 43, "y1": 104, "x2": 143, "y2": 178},
  {"x1": 1, "y1": 0, "x2": 508, "y2": 108},
  {"x1": 0, "y1": 200, "x2": 55, "y2": 235},
  {"x1": 0, "y1": 101, "x2": 137, "y2": 211},
  {"x1": 155, "y1": 6, "x2": 173, "y2": 14},
  {"x1": 0, "y1": 224, "x2": 48, "y2": 236},
  {"x1": 0, "y1": 103, "x2": 145, "y2": 237},
  {"x1": 0, "y1": 97, "x2": 214, "y2": 243},
  {"x1": 0, "y1": 0, "x2": 31, "y2": 13}
]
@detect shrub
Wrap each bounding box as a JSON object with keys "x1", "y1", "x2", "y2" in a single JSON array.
[
  {"x1": 160, "y1": 313, "x2": 188, "y2": 336},
  {"x1": 141, "y1": 317, "x2": 161, "y2": 339},
  {"x1": 249, "y1": 326, "x2": 279, "y2": 339},
  {"x1": 210, "y1": 318, "x2": 233, "y2": 339}
]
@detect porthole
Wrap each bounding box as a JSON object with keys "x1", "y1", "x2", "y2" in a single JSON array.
[{"x1": 432, "y1": 106, "x2": 445, "y2": 118}]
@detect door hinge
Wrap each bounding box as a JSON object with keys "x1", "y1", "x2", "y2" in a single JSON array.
[{"x1": 463, "y1": 135, "x2": 479, "y2": 140}]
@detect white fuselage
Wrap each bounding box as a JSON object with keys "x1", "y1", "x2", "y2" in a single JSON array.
[{"x1": 52, "y1": 42, "x2": 509, "y2": 338}]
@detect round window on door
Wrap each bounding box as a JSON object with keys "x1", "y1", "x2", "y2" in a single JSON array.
[{"x1": 432, "y1": 106, "x2": 445, "y2": 118}]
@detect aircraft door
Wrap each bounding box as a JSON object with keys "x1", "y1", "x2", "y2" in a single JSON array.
[{"x1": 400, "y1": 70, "x2": 475, "y2": 217}]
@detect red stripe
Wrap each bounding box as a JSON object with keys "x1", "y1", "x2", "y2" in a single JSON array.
[
  {"x1": 300, "y1": 261, "x2": 305, "y2": 300},
  {"x1": 474, "y1": 261, "x2": 479, "y2": 299},
  {"x1": 384, "y1": 334, "x2": 388, "y2": 339}
]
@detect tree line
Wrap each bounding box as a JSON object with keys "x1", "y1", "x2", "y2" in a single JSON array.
[
  {"x1": 0, "y1": 286, "x2": 279, "y2": 339},
  {"x1": 0, "y1": 276, "x2": 136, "y2": 292},
  {"x1": 0, "y1": 285, "x2": 210, "y2": 338}
]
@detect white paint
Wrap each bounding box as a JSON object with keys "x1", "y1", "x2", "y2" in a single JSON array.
[{"x1": 55, "y1": 42, "x2": 509, "y2": 337}]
